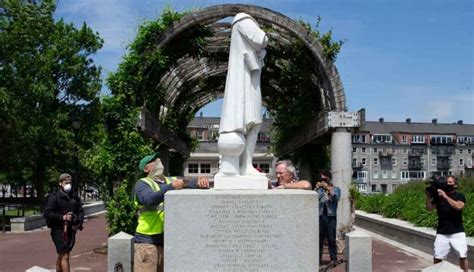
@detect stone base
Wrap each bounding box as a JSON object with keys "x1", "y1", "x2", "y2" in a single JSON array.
[
  {"x1": 213, "y1": 174, "x2": 268, "y2": 189},
  {"x1": 165, "y1": 190, "x2": 318, "y2": 271}
]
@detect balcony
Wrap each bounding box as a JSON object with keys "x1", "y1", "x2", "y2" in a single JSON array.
[
  {"x1": 408, "y1": 150, "x2": 423, "y2": 157},
  {"x1": 408, "y1": 162, "x2": 422, "y2": 170},
  {"x1": 352, "y1": 163, "x2": 364, "y2": 170},
  {"x1": 436, "y1": 157, "x2": 450, "y2": 170},
  {"x1": 378, "y1": 150, "x2": 393, "y2": 157}
]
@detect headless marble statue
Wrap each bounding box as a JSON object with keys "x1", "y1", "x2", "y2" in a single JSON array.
[{"x1": 214, "y1": 13, "x2": 269, "y2": 189}]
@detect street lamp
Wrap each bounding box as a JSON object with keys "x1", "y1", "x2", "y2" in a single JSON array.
[{"x1": 72, "y1": 117, "x2": 81, "y2": 197}]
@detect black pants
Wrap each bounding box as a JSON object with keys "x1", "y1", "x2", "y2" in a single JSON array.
[{"x1": 319, "y1": 214, "x2": 337, "y2": 261}]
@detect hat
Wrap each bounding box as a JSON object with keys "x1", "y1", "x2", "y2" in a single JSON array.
[
  {"x1": 59, "y1": 173, "x2": 72, "y2": 182},
  {"x1": 139, "y1": 152, "x2": 160, "y2": 172}
]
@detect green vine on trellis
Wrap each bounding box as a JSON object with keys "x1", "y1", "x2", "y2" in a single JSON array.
[{"x1": 107, "y1": 7, "x2": 344, "y2": 158}]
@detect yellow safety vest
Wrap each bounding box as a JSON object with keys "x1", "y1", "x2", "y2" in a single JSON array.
[{"x1": 134, "y1": 176, "x2": 176, "y2": 235}]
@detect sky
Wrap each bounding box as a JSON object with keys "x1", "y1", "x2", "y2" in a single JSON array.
[{"x1": 54, "y1": 0, "x2": 474, "y2": 124}]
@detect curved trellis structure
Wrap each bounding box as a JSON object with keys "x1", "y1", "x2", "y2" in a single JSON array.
[{"x1": 139, "y1": 4, "x2": 346, "y2": 156}]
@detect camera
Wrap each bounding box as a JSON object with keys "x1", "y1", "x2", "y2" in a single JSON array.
[{"x1": 425, "y1": 176, "x2": 447, "y2": 198}]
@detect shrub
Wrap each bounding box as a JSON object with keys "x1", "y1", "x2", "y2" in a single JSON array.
[
  {"x1": 106, "y1": 182, "x2": 138, "y2": 236},
  {"x1": 357, "y1": 178, "x2": 473, "y2": 236}
]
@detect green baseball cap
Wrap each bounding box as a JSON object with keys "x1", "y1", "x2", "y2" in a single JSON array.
[{"x1": 139, "y1": 152, "x2": 159, "y2": 172}]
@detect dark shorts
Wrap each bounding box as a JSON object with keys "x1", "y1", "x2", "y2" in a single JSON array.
[{"x1": 51, "y1": 228, "x2": 76, "y2": 254}]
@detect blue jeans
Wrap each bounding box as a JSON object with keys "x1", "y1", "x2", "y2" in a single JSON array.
[{"x1": 320, "y1": 215, "x2": 337, "y2": 261}]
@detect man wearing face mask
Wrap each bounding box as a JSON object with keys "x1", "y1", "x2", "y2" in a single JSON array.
[
  {"x1": 133, "y1": 153, "x2": 209, "y2": 272},
  {"x1": 426, "y1": 175, "x2": 469, "y2": 271},
  {"x1": 44, "y1": 173, "x2": 84, "y2": 272}
]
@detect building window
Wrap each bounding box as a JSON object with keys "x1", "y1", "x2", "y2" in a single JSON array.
[
  {"x1": 391, "y1": 184, "x2": 397, "y2": 192},
  {"x1": 357, "y1": 184, "x2": 367, "y2": 192},
  {"x1": 468, "y1": 159, "x2": 473, "y2": 168},
  {"x1": 372, "y1": 134, "x2": 393, "y2": 144},
  {"x1": 430, "y1": 135, "x2": 453, "y2": 144},
  {"x1": 353, "y1": 147, "x2": 357, "y2": 153},
  {"x1": 352, "y1": 158, "x2": 358, "y2": 167},
  {"x1": 188, "y1": 163, "x2": 199, "y2": 174},
  {"x1": 210, "y1": 131, "x2": 219, "y2": 140},
  {"x1": 259, "y1": 163, "x2": 270, "y2": 173},
  {"x1": 200, "y1": 163, "x2": 211, "y2": 174},
  {"x1": 373, "y1": 158, "x2": 378, "y2": 165},
  {"x1": 373, "y1": 147, "x2": 378, "y2": 153},
  {"x1": 352, "y1": 134, "x2": 367, "y2": 143},
  {"x1": 431, "y1": 158, "x2": 436, "y2": 166},
  {"x1": 412, "y1": 135, "x2": 425, "y2": 143},
  {"x1": 459, "y1": 149, "x2": 464, "y2": 154},
  {"x1": 361, "y1": 147, "x2": 366, "y2": 153},
  {"x1": 402, "y1": 135, "x2": 408, "y2": 143},
  {"x1": 391, "y1": 157, "x2": 397, "y2": 166},
  {"x1": 402, "y1": 148, "x2": 408, "y2": 154},
  {"x1": 371, "y1": 184, "x2": 377, "y2": 192},
  {"x1": 382, "y1": 170, "x2": 388, "y2": 179},
  {"x1": 362, "y1": 158, "x2": 367, "y2": 165},
  {"x1": 459, "y1": 159, "x2": 464, "y2": 166},
  {"x1": 391, "y1": 170, "x2": 397, "y2": 179},
  {"x1": 373, "y1": 170, "x2": 379, "y2": 179},
  {"x1": 253, "y1": 163, "x2": 270, "y2": 173},
  {"x1": 457, "y1": 136, "x2": 474, "y2": 145},
  {"x1": 468, "y1": 149, "x2": 472, "y2": 154},
  {"x1": 421, "y1": 159, "x2": 425, "y2": 166},
  {"x1": 401, "y1": 171, "x2": 426, "y2": 181},
  {"x1": 403, "y1": 158, "x2": 408, "y2": 166}
]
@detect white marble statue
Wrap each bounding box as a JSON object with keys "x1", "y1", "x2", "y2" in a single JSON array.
[{"x1": 214, "y1": 12, "x2": 269, "y2": 189}]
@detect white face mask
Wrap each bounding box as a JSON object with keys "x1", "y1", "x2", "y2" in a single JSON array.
[
  {"x1": 150, "y1": 159, "x2": 164, "y2": 179},
  {"x1": 63, "y1": 184, "x2": 72, "y2": 193}
]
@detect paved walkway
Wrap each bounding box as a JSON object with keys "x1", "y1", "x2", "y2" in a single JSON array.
[
  {"x1": 0, "y1": 213, "x2": 107, "y2": 272},
  {"x1": 0, "y1": 213, "x2": 440, "y2": 272}
]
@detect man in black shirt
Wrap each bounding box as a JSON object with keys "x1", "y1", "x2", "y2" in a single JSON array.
[
  {"x1": 425, "y1": 175, "x2": 468, "y2": 271},
  {"x1": 44, "y1": 173, "x2": 84, "y2": 272}
]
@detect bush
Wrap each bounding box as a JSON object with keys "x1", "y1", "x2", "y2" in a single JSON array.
[
  {"x1": 356, "y1": 178, "x2": 474, "y2": 236},
  {"x1": 106, "y1": 182, "x2": 138, "y2": 236}
]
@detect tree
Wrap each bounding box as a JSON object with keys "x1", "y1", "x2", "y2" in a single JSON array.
[{"x1": 0, "y1": 0, "x2": 103, "y2": 200}]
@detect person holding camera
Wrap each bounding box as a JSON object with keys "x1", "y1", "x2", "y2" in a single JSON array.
[
  {"x1": 316, "y1": 170, "x2": 341, "y2": 267},
  {"x1": 44, "y1": 173, "x2": 84, "y2": 272},
  {"x1": 425, "y1": 175, "x2": 468, "y2": 271}
]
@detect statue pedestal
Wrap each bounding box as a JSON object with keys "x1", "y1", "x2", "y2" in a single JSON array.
[
  {"x1": 214, "y1": 174, "x2": 268, "y2": 189},
  {"x1": 165, "y1": 190, "x2": 319, "y2": 271}
]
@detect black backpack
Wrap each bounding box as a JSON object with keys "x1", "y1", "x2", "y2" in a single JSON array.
[{"x1": 44, "y1": 192, "x2": 59, "y2": 228}]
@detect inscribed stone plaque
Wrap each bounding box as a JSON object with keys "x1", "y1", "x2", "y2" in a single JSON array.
[{"x1": 165, "y1": 190, "x2": 318, "y2": 272}]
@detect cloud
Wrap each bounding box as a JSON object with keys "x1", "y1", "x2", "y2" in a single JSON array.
[{"x1": 56, "y1": 0, "x2": 142, "y2": 53}]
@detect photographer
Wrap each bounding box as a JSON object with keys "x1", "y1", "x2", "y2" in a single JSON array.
[
  {"x1": 316, "y1": 171, "x2": 341, "y2": 267},
  {"x1": 425, "y1": 175, "x2": 468, "y2": 271},
  {"x1": 44, "y1": 173, "x2": 84, "y2": 272}
]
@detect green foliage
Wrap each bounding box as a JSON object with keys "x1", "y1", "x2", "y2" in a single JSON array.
[
  {"x1": 0, "y1": 0, "x2": 103, "y2": 199},
  {"x1": 106, "y1": 182, "x2": 138, "y2": 236},
  {"x1": 356, "y1": 178, "x2": 474, "y2": 236},
  {"x1": 298, "y1": 16, "x2": 344, "y2": 62},
  {"x1": 264, "y1": 16, "x2": 344, "y2": 162}
]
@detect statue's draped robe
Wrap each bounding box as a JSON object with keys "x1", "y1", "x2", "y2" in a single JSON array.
[{"x1": 219, "y1": 13, "x2": 268, "y2": 135}]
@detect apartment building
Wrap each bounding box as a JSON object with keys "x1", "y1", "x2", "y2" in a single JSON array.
[
  {"x1": 184, "y1": 115, "x2": 275, "y2": 181},
  {"x1": 185, "y1": 116, "x2": 474, "y2": 192},
  {"x1": 352, "y1": 118, "x2": 474, "y2": 194}
]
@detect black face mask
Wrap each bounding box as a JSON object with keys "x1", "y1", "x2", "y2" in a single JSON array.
[{"x1": 445, "y1": 185, "x2": 455, "y2": 192}]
